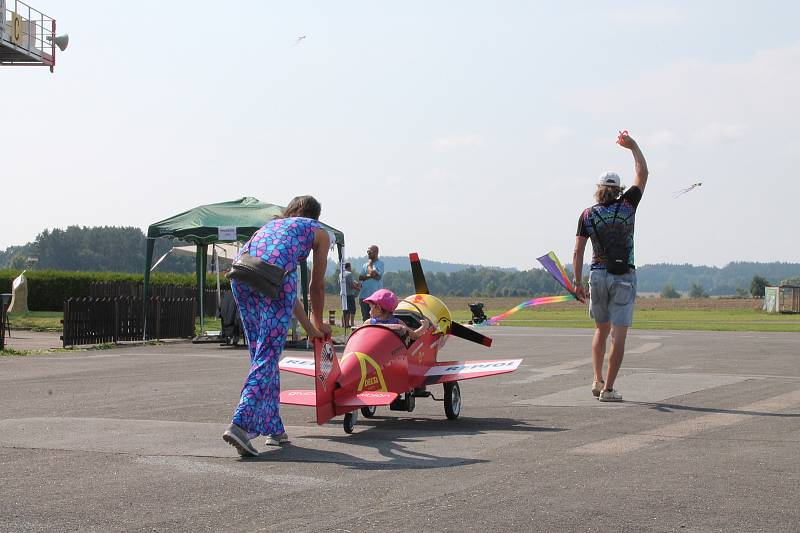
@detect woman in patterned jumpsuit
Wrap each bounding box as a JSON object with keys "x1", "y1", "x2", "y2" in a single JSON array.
[{"x1": 222, "y1": 195, "x2": 331, "y2": 457}]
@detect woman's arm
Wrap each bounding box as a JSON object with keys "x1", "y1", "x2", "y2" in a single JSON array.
[
  {"x1": 293, "y1": 298, "x2": 322, "y2": 338},
  {"x1": 310, "y1": 228, "x2": 332, "y2": 335}
]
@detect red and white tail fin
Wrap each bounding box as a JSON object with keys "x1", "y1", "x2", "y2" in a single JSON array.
[{"x1": 313, "y1": 336, "x2": 341, "y2": 425}]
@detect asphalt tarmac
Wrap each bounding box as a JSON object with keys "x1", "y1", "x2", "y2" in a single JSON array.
[{"x1": 1, "y1": 327, "x2": 798, "y2": 532}]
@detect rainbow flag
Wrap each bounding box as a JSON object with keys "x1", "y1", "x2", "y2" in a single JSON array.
[{"x1": 536, "y1": 251, "x2": 576, "y2": 295}]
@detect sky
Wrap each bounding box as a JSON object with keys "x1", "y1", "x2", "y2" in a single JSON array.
[{"x1": 3, "y1": 1, "x2": 799, "y2": 270}]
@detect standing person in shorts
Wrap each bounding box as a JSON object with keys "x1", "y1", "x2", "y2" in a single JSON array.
[
  {"x1": 572, "y1": 132, "x2": 649, "y2": 402},
  {"x1": 342, "y1": 262, "x2": 359, "y2": 329}
]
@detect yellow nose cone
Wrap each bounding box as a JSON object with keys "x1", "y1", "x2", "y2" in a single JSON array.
[{"x1": 396, "y1": 294, "x2": 452, "y2": 336}]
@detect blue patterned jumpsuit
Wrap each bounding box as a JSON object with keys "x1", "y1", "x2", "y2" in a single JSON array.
[{"x1": 230, "y1": 216, "x2": 322, "y2": 436}]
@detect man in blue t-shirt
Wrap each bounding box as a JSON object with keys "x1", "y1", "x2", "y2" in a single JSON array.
[
  {"x1": 358, "y1": 244, "x2": 385, "y2": 321},
  {"x1": 572, "y1": 132, "x2": 649, "y2": 403}
]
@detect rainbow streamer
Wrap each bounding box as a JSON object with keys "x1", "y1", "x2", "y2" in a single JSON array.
[
  {"x1": 475, "y1": 251, "x2": 577, "y2": 327},
  {"x1": 536, "y1": 251, "x2": 575, "y2": 295},
  {"x1": 483, "y1": 294, "x2": 575, "y2": 326}
]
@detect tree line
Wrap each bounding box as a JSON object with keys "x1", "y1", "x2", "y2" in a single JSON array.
[{"x1": 2, "y1": 226, "x2": 799, "y2": 297}]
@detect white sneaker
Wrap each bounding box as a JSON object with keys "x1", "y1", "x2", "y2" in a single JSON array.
[
  {"x1": 264, "y1": 432, "x2": 290, "y2": 446},
  {"x1": 598, "y1": 389, "x2": 623, "y2": 402}
]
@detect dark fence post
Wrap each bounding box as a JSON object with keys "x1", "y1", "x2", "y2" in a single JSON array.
[
  {"x1": 113, "y1": 299, "x2": 119, "y2": 344},
  {"x1": 156, "y1": 297, "x2": 161, "y2": 341}
]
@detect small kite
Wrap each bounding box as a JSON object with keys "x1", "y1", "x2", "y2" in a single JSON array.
[
  {"x1": 475, "y1": 251, "x2": 577, "y2": 327},
  {"x1": 294, "y1": 35, "x2": 307, "y2": 46},
  {"x1": 673, "y1": 182, "x2": 702, "y2": 198},
  {"x1": 616, "y1": 129, "x2": 633, "y2": 148}
]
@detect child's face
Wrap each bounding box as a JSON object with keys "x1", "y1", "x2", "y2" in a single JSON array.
[{"x1": 368, "y1": 302, "x2": 388, "y2": 319}]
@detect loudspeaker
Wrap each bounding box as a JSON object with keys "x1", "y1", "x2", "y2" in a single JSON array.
[{"x1": 46, "y1": 33, "x2": 69, "y2": 51}]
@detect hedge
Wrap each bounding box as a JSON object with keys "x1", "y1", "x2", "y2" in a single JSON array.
[{"x1": 0, "y1": 270, "x2": 229, "y2": 312}]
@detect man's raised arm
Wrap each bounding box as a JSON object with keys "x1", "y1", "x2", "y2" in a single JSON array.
[{"x1": 618, "y1": 133, "x2": 649, "y2": 193}]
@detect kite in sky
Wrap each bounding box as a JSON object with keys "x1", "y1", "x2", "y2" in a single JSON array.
[
  {"x1": 476, "y1": 251, "x2": 577, "y2": 327},
  {"x1": 673, "y1": 182, "x2": 702, "y2": 198},
  {"x1": 294, "y1": 35, "x2": 307, "y2": 46}
]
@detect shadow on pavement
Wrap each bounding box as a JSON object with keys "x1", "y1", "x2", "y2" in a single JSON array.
[
  {"x1": 630, "y1": 401, "x2": 800, "y2": 418},
  {"x1": 241, "y1": 417, "x2": 567, "y2": 470}
]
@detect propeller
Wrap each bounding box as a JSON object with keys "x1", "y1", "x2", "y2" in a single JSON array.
[
  {"x1": 450, "y1": 321, "x2": 493, "y2": 347},
  {"x1": 407, "y1": 252, "x2": 492, "y2": 347},
  {"x1": 409, "y1": 252, "x2": 429, "y2": 295}
]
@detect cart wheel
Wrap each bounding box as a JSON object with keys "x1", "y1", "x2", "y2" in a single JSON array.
[
  {"x1": 405, "y1": 392, "x2": 416, "y2": 413},
  {"x1": 361, "y1": 406, "x2": 377, "y2": 418},
  {"x1": 444, "y1": 382, "x2": 461, "y2": 420},
  {"x1": 343, "y1": 411, "x2": 358, "y2": 433}
]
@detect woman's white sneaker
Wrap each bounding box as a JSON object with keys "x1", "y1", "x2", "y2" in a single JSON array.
[
  {"x1": 598, "y1": 389, "x2": 623, "y2": 402},
  {"x1": 264, "y1": 432, "x2": 290, "y2": 446}
]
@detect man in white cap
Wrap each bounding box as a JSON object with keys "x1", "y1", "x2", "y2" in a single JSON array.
[{"x1": 572, "y1": 132, "x2": 649, "y2": 402}]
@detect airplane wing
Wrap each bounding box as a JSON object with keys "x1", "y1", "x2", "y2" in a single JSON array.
[
  {"x1": 279, "y1": 356, "x2": 315, "y2": 377},
  {"x1": 335, "y1": 390, "x2": 398, "y2": 409},
  {"x1": 421, "y1": 359, "x2": 523, "y2": 385},
  {"x1": 280, "y1": 390, "x2": 397, "y2": 409},
  {"x1": 280, "y1": 389, "x2": 317, "y2": 406}
]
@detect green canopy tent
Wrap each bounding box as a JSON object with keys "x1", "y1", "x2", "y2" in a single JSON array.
[{"x1": 144, "y1": 197, "x2": 346, "y2": 340}]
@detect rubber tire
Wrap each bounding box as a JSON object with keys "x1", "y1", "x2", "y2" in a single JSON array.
[
  {"x1": 361, "y1": 406, "x2": 377, "y2": 418},
  {"x1": 444, "y1": 382, "x2": 461, "y2": 420},
  {"x1": 405, "y1": 392, "x2": 416, "y2": 413},
  {"x1": 343, "y1": 411, "x2": 358, "y2": 434}
]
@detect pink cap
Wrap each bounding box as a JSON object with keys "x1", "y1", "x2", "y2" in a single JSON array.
[{"x1": 363, "y1": 289, "x2": 398, "y2": 313}]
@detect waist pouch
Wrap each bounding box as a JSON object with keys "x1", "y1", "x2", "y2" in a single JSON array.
[
  {"x1": 225, "y1": 254, "x2": 287, "y2": 299},
  {"x1": 605, "y1": 246, "x2": 630, "y2": 275}
]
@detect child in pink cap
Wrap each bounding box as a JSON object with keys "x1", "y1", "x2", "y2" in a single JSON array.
[{"x1": 359, "y1": 288, "x2": 432, "y2": 341}]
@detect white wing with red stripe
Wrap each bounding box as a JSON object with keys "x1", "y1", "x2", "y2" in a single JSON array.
[
  {"x1": 423, "y1": 359, "x2": 522, "y2": 385},
  {"x1": 278, "y1": 356, "x2": 315, "y2": 377}
]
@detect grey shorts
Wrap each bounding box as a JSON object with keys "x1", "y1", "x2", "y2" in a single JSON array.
[{"x1": 588, "y1": 269, "x2": 637, "y2": 327}]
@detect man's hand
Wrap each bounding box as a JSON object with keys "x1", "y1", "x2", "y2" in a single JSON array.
[
  {"x1": 617, "y1": 130, "x2": 637, "y2": 150},
  {"x1": 574, "y1": 285, "x2": 587, "y2": 303}
]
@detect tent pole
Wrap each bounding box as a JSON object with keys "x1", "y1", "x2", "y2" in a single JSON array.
[
  {"x1": 143, "y1": 239, "x2": 155, "y2": 341},
  {"x1": 200, "y1": 244, "x2": 208, "y2": 333},
  {"x1": 213, "y1": 245, "x2": 221, "y2": 319},
  {"x1": 300, "y1": 261, "x2": 309, "y2": 314},
  {"x1": 195, "y1": 246, "x2": 203, "y2": 334},
  {"x1": 338, "y1": 244, "x2": 346, "y2": 314}
]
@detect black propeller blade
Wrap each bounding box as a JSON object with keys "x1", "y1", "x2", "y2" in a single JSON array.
[
  {"x1": 450, "y1": 321, "x2": 493, "y2": 347},
  {"x1": 409, "y1": 252, "x2": 429, "y2": 295}
]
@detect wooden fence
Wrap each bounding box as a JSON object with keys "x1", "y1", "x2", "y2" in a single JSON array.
[
  {"x1": 0, "y1": 300, "x2": 6, "y2": 350},
  {"x1": 89, "y1": 282, "x2": 227, "y2": 317},
  {"x1": 61, "y1": 297, "x2": 196, "y2": 347}
]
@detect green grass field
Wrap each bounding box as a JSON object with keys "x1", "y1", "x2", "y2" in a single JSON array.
[{"x1": 7, "y1": 296, "x2": 800, "y2": 335}]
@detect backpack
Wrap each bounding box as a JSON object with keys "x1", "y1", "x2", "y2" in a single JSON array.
[{"x1": 589, "y1": 203, "x2": 630, "y2": 276}]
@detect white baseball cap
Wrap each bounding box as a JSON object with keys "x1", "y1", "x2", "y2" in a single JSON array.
[{"x1": 597, "y1": 171, "x2": 621, "y2": 187}]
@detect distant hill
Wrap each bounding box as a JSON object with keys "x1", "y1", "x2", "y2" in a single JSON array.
[
  {"x1": 635, "y1": 262, "x2": 800, "y2": 295},
  {"x1": 328, "y1": 256, "x2": 517, "y2": 276},
  {"x1": 0, "y1": 226, "x2": 196, "y2": 273},
  {"x1": 3, "y1": 226, "x2": 800, "y2": 297}
]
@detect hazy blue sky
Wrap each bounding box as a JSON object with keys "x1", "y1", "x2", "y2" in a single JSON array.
[{"x1": 4, "y1": 1, "x2": 799, "y2": 269}]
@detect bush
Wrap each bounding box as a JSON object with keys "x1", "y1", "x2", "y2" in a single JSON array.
[
  {"x1": 750, "y1": 275, "x2": 769, "y2": 298},
  {"x1": 689, "y1": 282, "x2": 709, "y2": 298},
  {"x1": 0, "y1": 269, "x2": 226, "y2": 311},
  {"x1": 660, "y1": 284, "x2": 681, "y2": 299}
]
